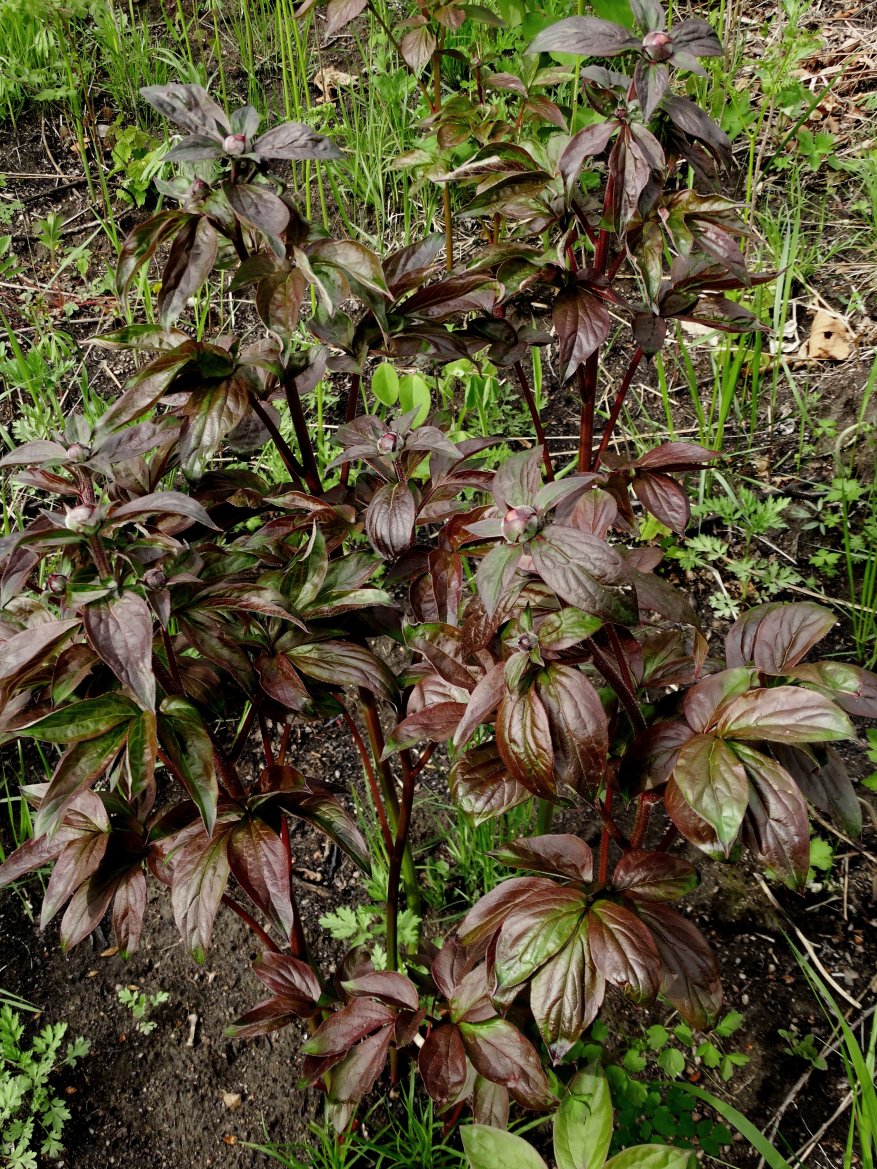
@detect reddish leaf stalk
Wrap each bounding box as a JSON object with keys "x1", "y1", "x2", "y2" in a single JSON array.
[
  {"x1": 229, "y1": 704, "x2": 257, "y2": 763},
  {"x1": 513, "y1": 360, "x2": 553, "y2": 481},
  {"x1": 160, "y1": 627, "x2": 184, "y2": 693},
  {"x1": 250, "y1": 398, "x2": 308, "y2": 490},
  {"x1": 576, "y1": 353, "x2": 598, "y2": 472},
  {"x1": 592, "y1": 346, "x2": 645, "y2": 471},
  {"x1": 357, "y1": 690, "x2": 420, "y2": 912},
  {"x1": 598, "y1": 785, "x2": 614, "y2": 885},
  {"x1": 257, "y1": 709, "x2": 275, "y2": 766},
  {"x1": 386, "y1": 749, "x2": 417, "y2": 972},
  {"x1": 277, "y1": 724, "x2": 291, "y2": 767},
  {"x1": 221, "y1": 893, "x2": 280, "y2": 953},
  {"x1": 281, "y1": 367, "x2": 323, "y2": 495},
  {"x1": 209, "y1": 739, "x2": 247, "y2": 802},
  {"x1": 339, "y1": 372, "x2": 361, "y2": 489},
  {"x1": 630, "y1": 791, "x2": 661, "y2": 850},
  {"x1": 359, "y1": 689, "x2": 400, "y2": 821},
  {"x1": 229, "y1": 220, "x2": 250, "y2": 263},
  {"x1": 407, "y1": 741, "x2": 436, "y2": 783},
  {"x1": 87, "y1": 534, "x2": 112, "y2": 580},
  {"x1": 606, "y1": 624, "x2": 643, "y2": 730},
  {"x1": 340, "y1": 704, "x2": 394, "y2": 855},
  {"x1": 590, "y1": 640, "x2": 646, "y2": 735}
]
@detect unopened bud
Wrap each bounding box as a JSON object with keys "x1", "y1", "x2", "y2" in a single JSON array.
[
  {"x1": 378, "y1": 431, "x2": 402, "y2": 454},
  {"x1": 66, "y1": 442, "x2": 91, "y2": 462},
  {"x1": 642, "y1": 30, "x2": 672, "y2": 61},
  {"x1": 64, "y1": 505, "x2": 99, "y2": 533},
  {"x1": 501, "y1": 505, "x2": 539, "y2": 544},
  {"x1": 47, "y1": 573, "x2": 67, "y2": 596},
  {"x1": 517, "y1": 632, "x2": 537, "y2": 653},
  {"x1": 144, "y1": 567, "x2": 167, "y2": 590},
  {"x1": 190, "y1": 178, "x2": 210, "y2": 199},
  {"x1": 223, "y1": 133, "x2": 247, "y2": 156}
]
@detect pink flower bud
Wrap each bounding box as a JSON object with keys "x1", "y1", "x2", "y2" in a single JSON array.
[
  {"x1": 643, "y1": 30, "x2": 673, "y2": 61},
  {"x1": 501, "y1": 505, "x2": 539, "y2": 544},
  {"x1": 66, "y1": 443, "x2": 91, "y2": 461},
  {"x1": 223, "y1": 133, "x2": 247, "y2": 156},
  {"x1": 64, "y1": 505, "x2": 99, "y2": 533},
  {"x1": 517, "y1": 632, "x2": 537, "y2": 653},
  {"x1": 378, "y1": 431, "x2": 402, "y2": 454},
  {"x1": 47, "y1": 573, "x2": 67, "y2": 596},
  {"x1": 144, "y1": 567, "x2": 167, "y2": 590}
]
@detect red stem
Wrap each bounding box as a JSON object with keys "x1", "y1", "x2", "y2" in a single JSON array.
[
  {"x1": 590, "y1": 641, "x2": 646, "y2": 735},
  {"x1": 339, "y1": 372, "x2": 360, "y2": 489},
  {"x1": 282, "y1": 367, "x2": 323, "y2": 495},
  {"x1": 658, "y1": 823, "x2": 679, "y2": 852},
  {"x1": 360, "y1": 689, "x2": 400, "y2": 819},
  {"x1": 230, "y1": 705, "x2": 257, "y2": 763},
  {"x1": 513, "y1": 360, "x2": 553, "y2": 481},
  {"x1": 221, "y1": 894, "x2": 280, "y2": 953},
  {"x1": 251, "y1": 397, "x2": 308, "y2": 490},
  {"x1": 277, "y1": 724, "x2": 291, "y2": 766},
  {"x1": 598, "y1": 786, "x2": 614, "y2": 884},
  {"x1": 258, "y1": 709, "x2": 274, "y2": 766},
  {"x1": 592, "y1": 347, "x2": 644, "y2": 470},
  {"x1": 629, "y1": 791, "x2": 661, "y2": 850},
  {"x1": 577, "y1": 354, "x2": 598, "y2": 472},
  {"x1": 340, "y1": 704, "x2": 394, "y2": 855},
  {"x1": 408, "y1": 742, "x2": 436, "y2": 784},
  {"x1": 386, "y1": 750, "x2": 417, "y2": 971}
]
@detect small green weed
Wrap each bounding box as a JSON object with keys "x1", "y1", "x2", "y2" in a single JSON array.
[
  {"x1": 0, "y1": 1005, "x2": 89, "y2": 1168},
  {"x1": 116, "y1": 986, "x2": 169, "y2": 1036},
  {"x1": 318, "y1": 906, "x2": 421, "y2": 971}
]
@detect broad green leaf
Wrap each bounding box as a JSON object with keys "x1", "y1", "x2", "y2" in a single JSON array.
[
  {"x1": 125, "y1": 711, "x2": 158, "y2": 797},
  {"x1": 493, "y1": 889, "x2": 587, "y2": 992},
  {"x1": 17, "y1": 694, "x2": 139, "y2": 744},
  {"x1": 496, "y1": 685, "x2": 555, "y2": 798},
  {"x1": 603, "y1": 1144, "x2": 692, "y2": 1169},
  {"x1": 672, "y1": 733, "x2": 748, "y2": 851},
  {"x1": 371, "y1": 362, "x2": 399, "y2": 406},
  {"x1": 715, "y1": 686, "x2": 854, "y2": 744},
  {"x1": 531, "y1": 919, "x2": 605, "y2": 1059},
  {"x1": 463, "y1": 1125, "x2": 548, "y2": 1169},
  {"x1": 398, "y1": 373, "x2": 431, "y2": 425},
  {"x1": 171, "y1": 828, "x2": 231, "y2": 963},
  {"x1": 158, "y1": 696, "x2": 219, "y2": 835},
  {"x1": 35, "y1": 724, "x2": 130, "y2": 837},
  {"x1": 554, "y1": 1065, "x2": 613, "y2": 1169}
]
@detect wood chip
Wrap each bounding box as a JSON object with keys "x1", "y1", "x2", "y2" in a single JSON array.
[
  {"x1": 313, "y1": 66, "x2": 358, "y2": 103},
  {"x1": 222, "y1": 1092, "x2": 242, "y2": 1111},
  {"x1": 100, "y1": 945, "x2": 119, "y2": 958},
  {"x1": 799, "y1": 309, "x2": 854, "y2": 360}
]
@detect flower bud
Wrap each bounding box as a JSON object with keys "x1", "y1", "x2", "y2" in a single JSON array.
[
  {"x1": 47, "y1": 573, "x2": 67, "y2": 596},
  {"x1": 144, "y1": 567, "x2": 167, "y2": 591},
  {"x1": 66, "y1": 442, "x2": 91, "y2": 462},
  {"x1": 223, "y1": 133, "x2": 247, "y2": 156},
  {"x1": 378, "y1": 431, "x2": 402, "y2": 454},
  {"x1": 501, "y1": 505, "x2": 539, "y2": 544},
  {"x1": 64, "y1": 505, "x2": 100, "y2": 533},
  {"x1": 517, "y1": 632, "x2": 537, "y2": 653},
  {"x1": 642, "y1": 30, "x2": 672, "y2": 61},
  {"x1": 190, "y1": 178, "x2": 210, "y2": 199}
]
